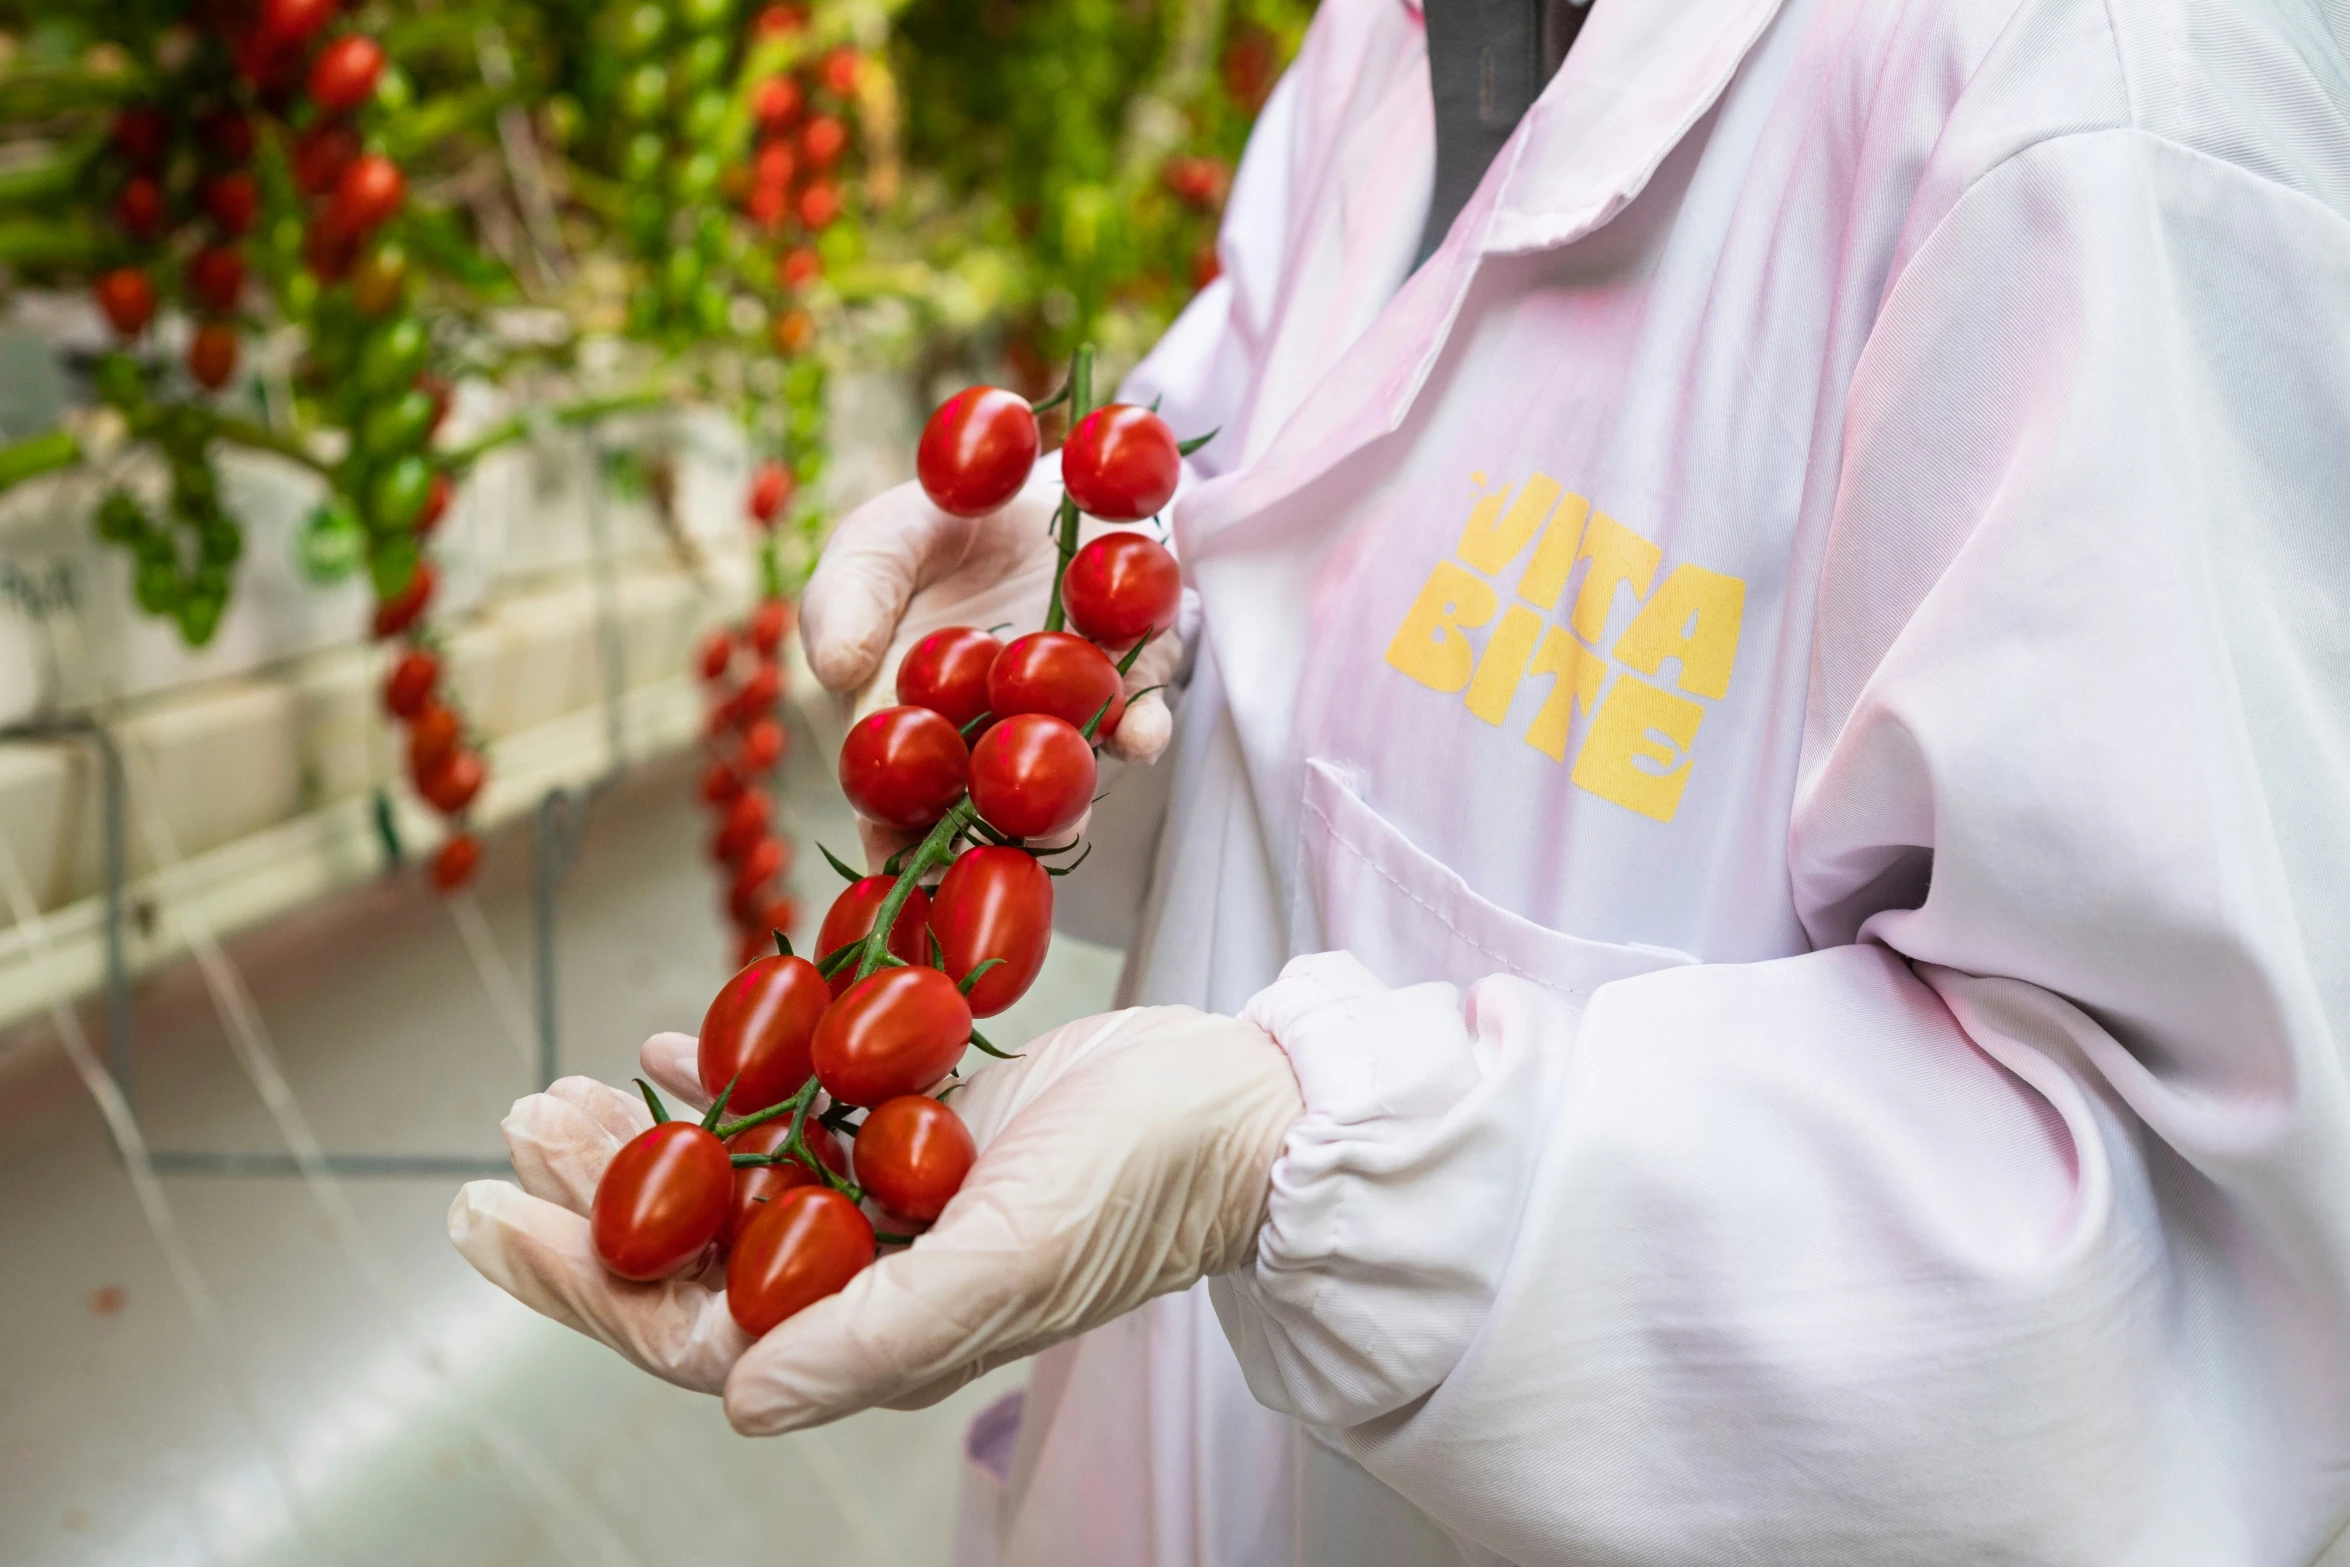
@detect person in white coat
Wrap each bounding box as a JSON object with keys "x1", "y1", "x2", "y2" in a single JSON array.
[{"x1": 450, "y1": 0, "x2": 2350, "y2": 1560}]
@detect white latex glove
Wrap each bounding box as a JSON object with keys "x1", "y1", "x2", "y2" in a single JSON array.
[
  {"x1": 799, "y1": 458, "x2": 1187, "y2": 767},
  {"x1": 448, "y1": 1007, "x2": 1300, "y2": 1435}
]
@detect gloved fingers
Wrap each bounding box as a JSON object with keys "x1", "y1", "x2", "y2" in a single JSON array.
[
  {"x1": 503, "y1": 1079, "x2": 648, "y2": 1213},
  {"x1": 639, "y1": 1031, "x2": 708, "y2": 1111},
  {"x1": 947, "y1": 1006, "x2": 1156, "y2": 1147},
  {"x1": 447, "y1": 1181, "x2": 752, "y2": 1395},
  {"x1": 1100, "y1": 624, "x2": 1185, "y2": 765},
  {"x1": 846, "y1": 552, "x2": 1059, "y2": 728}
]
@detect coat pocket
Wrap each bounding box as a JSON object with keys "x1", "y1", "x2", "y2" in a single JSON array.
[{"x1": 1290, "y1": 757, "x2": 1697, "y2": 998}]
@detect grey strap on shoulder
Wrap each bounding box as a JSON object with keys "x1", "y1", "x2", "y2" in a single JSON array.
[{"x1": 1415, "y1": 0, "x2": 1594, "y2": 268}]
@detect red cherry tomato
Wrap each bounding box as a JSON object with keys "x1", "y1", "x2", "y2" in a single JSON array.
[
  {"x1": 698, "y1": 629, "x2": 734, "y2": 683},
  {"x1": 798, "y1": 181, "x2": 839, "y2": 230},
  {"x1": 94, "y1": 269, "x2": 156, "y2": 337},
  {"x1": 187, "y1": 324, "x2": 239, "y2": 391},
  {"x1": 701, "y1": 761, "x2": 745, "y2": 807},
  {"x1": 801, "y1": 114, "x2": 847, "y2": 169},
  {"x1": 816, "y1": 876, "x2": 931, "y2": 993},
  {"x1": 727, "y1": 1186, "x2": 873, "y2": 1334},
  {"x1": 372, "y1": 561, "x2": 435, "y2": 639},
  {"x1": 308, "y1": 35, "x2": 384, "y2": 113},
  {"x1": 746, "y1": 461, "x2": 792, "y2": 522},
  {"x1": 751, "y1": 76, "x2": 802, "y2": 130},
  {"x1": 431, "y1": 833, "x2": 480, "y2": 892},
  {"x1": 730, "y1": 664, "x2": 782, "y2": 725},
  {"x1": 730, "y1": 836, "x2": 787, "y2": 909},
  {"x1": 723, "y1": 1117, "x2": 847, "y2": 1246},
  {"x1": 988, "y1": 631, "x2": 1123, "y2": 737},
  {"x1": 291, "y1": 121, "x2": 359, "y2": 196},
  {"x1": 259, "y1": 0, "x2": 337, "y2": 43},
  {"x1": 895, "y1": 627, "x2": 1001, "y2": 729},
  {"x1": 698, "y1": 952, "x2": 830, "y2": 1113},
  {"x1": 749, "y1": 600, "x2": 789, "y2": 657},
  {"x1": 414, "y1": 471, "x2": 452, "y2": 536},
  {"x1": 420, "y1": 750, "x2": 484, "y2": 815},
  {"x1": 822, "y1": 46, "x2": 861, "y2": 97},
  {"x1": 592, "y1": 1121, "x2": 733, "y2": 1281},
  {"x1": 199, "y1": 172, "x2": 260, "y2": 237},
  {"x1": 811, "y1": 965, "x2": 972, "y2": 1106},
  {"x1": 714, "y1": 790, "x2": 772, "y2": 861},
  {"x1": 742, "y1": 717, "x2": 785, "y2": 770},
  {"x1": 838, "y1": 705, "x2": 968, "y2": 830},
  {"x1": 777, "y1": 246, "x2": 821, "y2": 291},
  {"x1": 111, "y1": 107, "x2": 170, "y2": 169},
  {"x1": 917, "y1": 387, "x2": 1040, "y2": 518},
  {"x1": 931, "y1": 847, "x2": 1052, "y2": 1017},
  {"x1": 331, "y1": 154, "x2": 405, "y2": 234},
  {"x1": 1063, "y1": 404, "x2": 1181, "y2": 523},
  {"x1": 187, "y1": 247, "x2": 246, "y2": 315},
  {"x1": 1062, "y1": 532, "x2": 1181, "y2": 647},
  {"x1": 853, "y1": 1095, "x2": 976, "y2": 1223},
  {"x1": 383, "y1": 649, "x2": 438, "y2": 718},
  {"x1": 116, "y1": 176, "x2": 165, "y2": 240},
  {"x1": 408, "y1": 702, "x2": 460, "y2": 773},
  {"x1": 968, "y1": 714, "x2": 1095, "y2": 840}
]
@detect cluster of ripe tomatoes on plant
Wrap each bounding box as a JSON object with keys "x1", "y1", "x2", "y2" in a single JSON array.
[
  {"x1": 377, "y1": 633, "x2": 487, "y2": 892},
  {"x1": 696, "y1": 457, "x2": 802, "y2": 967},
  {"x1": 588, "y1": 364, "x2": 1192, "y2": 1329}
]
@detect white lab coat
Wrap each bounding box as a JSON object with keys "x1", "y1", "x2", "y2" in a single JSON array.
[{"x1": 964, "y1": 0, "x2": 2350, "y2": 1560}]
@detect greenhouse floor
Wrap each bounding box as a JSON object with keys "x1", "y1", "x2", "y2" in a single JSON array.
[{"x1": 0, "y1": 713, "x2": 1123, "y2": 1566}]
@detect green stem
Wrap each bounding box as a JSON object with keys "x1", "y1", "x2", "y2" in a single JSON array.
[
  {"x1": 209, "y1": 416, "x2": 332, "y2": 477},
  {"x1": 1041, "y1": 343, "x2": 1095, "y2": 633},
  {"x1": 0, "y1": 429, "x2": 80, "y2": 495},
  {"x1": 853, "y1": 800, "x2": 975, "y2": 982}
]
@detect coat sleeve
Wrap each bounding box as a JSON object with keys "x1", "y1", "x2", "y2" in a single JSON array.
[{"x1": 1212, "y1": 130, "x2": 2350, "y2": 1564}]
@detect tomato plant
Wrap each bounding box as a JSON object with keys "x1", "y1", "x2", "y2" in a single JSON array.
[
  {"x1": 817, "y1": 876, "x2": 932, "y2": 991},
  {"x1": 917, "y1": 388, "x2": 1042, "y2": 518},
  {"x1": 853, "y1": 1095, "x2": 976, "y2": 1223},
  {"x1": 931, "y1": 846, "x2": 1053, "y2": 1016},
  {"x1": 727, "y1": 1187, "x2": 874, "y2": 1334},
  {"x1": 969, "y1": 714, "x2": 1096, "y2": 840},
  {"x1": 811, "y1": 965, "x2": 973, "y2": 1106}
]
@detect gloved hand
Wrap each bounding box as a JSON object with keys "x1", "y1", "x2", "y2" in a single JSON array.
[
  {"x1": 799, "y1": 459, "x2": 1187, "y2": 766},
  {"x1": 448, "y1": 1007, "x2": 1302, "y2": 1434}
]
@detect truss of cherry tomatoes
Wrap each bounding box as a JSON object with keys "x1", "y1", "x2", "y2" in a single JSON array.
[{"x1": 591, "y1": 344, "x2": 1197, "y2": 1326}]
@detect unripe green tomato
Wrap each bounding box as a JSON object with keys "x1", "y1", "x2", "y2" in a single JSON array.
[
  {"x1": 359, "y1": 318, "x2": 429, "y2": 395},
  {"x1": 618, "y1": 3, "x2": 665, "y2": 56},
  {"x1": 622, "y1": 131, "x2": 666, "y2": 183},
  {"x1": 363, "y1": 389, "x2": 436, "y2": 457},
  {"x1": 681, "y1": 35, "x2": 729, "y2": 87},
  {"x1": 368, "y1": 534, "x2": 421, "y2": 600},
  {"x1": 136, "y1": 559, "x2": 180, "y2": 614},
  {"x1": 683, "y1": 88, "x2": 728, "y2": 142},
  {"x1": 298, "y1": 500, "x2": 365, "y2": 583},
  {"x1": 680, "y1": 0, "x2": 730, "y2": 32},
  {"x1": 172, "y1": 462, "x2": 218, "y2": 509},
  {"x1": 674, "y1": 149, "x2": 721, "y2": 201},
  {"x1": 178, "y1": 593, "x2": 225, "y2": 647},
  {"x1": 201, "y1": 519, "x2": 243, "y2": 565},
  {"x1": 695, "y1": 282, "x2": 730, "y2": 334},
  {"x1": 620, "y1": 63, "x2": 668, "y2": 120},
  {"x1": 370, "y1": 455, "x2": 435, "y2": 532},
  {"x1": 96, "y1": 490, "x2": 146, "y2": 543},
  {"x1": 662, "y1": 247, "x2": 704, "y2": 301}
]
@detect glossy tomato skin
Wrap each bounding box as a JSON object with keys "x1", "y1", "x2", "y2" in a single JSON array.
[
  {"x1": 811, "y1": 966, "x2": 972, "y2": 1106},
  {"x1": 430, "y1": 833, "x2": 480, "y2": 891},
  {"x1": 331, "y1": 154, "x2": 405, "y2": 234},
  {"x1": 722, "y1": 1118, "x2": 847, "y2": 1246},
  {"x1": 373, "y1": 561, "x2": 436, "y2": 638},
  {"x1": 1062, "y1": 404, "x2": 1181, "y2": 522},
  {"x1": 591, "y1": 1121, "x2": 733, "y2": 1281},
  {"x1": 727, "y1": 1187, "x2": 874, "y2": 1335},
  {"x1": 931, "y1": 847, "x2": 1052, "y2": 1017},
  {"x1": 917, "y1": 388, "x2": 1040, "y2": 518},
  {"x1": 838, "y1": 705, "x2": 968, "y2": 829},
  {"x1": 307, "y1": 35, "x2": 384, "y2": 112},
  {"x1": 407, "y1": 701, "x2": 460, "y2": 772},
  {"x1": 987, "y1": 632, "x2": 1123, "y2": 738},
  {"x1": 853, "y1": 1095, "x2": 977, "y2": 1223},
  {"x1": 420, "y1": 750, "x2": 484, "y2": 815},
  {"x1": 968, "y1": 714, "x2": 1096, "y2": 840},
  {"x1": 896, "y1": 627, "x2": 1001, "y2": 730},
  {"x1": 816, "y1": 876, "x2": 932, "y2": 993},
  {"x1": 383, "y1": 650, "x2": 439, "y2": 718},
  {"x1": 1062, "y1": 533, "x2": 1181, "y2": 646},
  {"x1": 95, "y1": 268, "x2": 156, "y2": 337},
  {"x1": 697, "y1": 952, "x2": 829, "y2": 1113}
]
